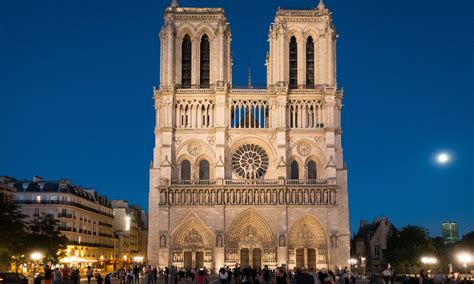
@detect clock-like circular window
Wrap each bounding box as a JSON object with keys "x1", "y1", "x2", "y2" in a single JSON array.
[{"x1": 232, "y1": 144, "x2": 269, "y2": 179}]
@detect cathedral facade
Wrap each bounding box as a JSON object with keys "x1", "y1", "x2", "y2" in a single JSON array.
[{"x1": 148, "y1": 0, "x2": 350, "y2": 271}]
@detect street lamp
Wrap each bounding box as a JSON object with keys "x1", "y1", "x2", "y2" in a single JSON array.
[
  {"x1": 360, "y1": 257, "x2": 366, "y2": 275},
  {"x1": 457, "y1": 253, "x2": 472, "y2": 278},
  {"x1": 30, "y1": 252, "x2": 43, "y2": 276},
  {"x1": 348, "y1": 258, "x2": 358, "y2": 272},
  {"x1": 421, "y1": 256, "x2": 437, "y2": 275}
]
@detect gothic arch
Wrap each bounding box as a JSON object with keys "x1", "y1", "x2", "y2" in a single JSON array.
[
  {"x1": 286, "y1": 29, "x2": 304, "y2": 43},
  {"x1": 288, "y1": 139, "x2": 326, "y2": 164},
  {"x1": 287, "y1": 156, "x2": 304, "y2": 179},
  {"x1": 288, "y1": 214, "x2": 328, "y2": 249},
  {"x1": 170, "y1": 212, "x2": 214, "y2": 250},
  {"x1": 226, "y1": 209, "x2": 276, "y2": 249},
  {"x1": 195, "y1": 24, "x2": 216, "y2": 41},
  {"x1": 302, "y1": 30, "x2": 320, "y2": 43},
  {"x1": 227, "y1": 136, "x2": 277, "y2": 162},
  {"x1": 304, "y1": 155, "x2": 325, "y2": 179},
  {"x1": 176, "y1": 25, "x2": 196, "y2": 42}
]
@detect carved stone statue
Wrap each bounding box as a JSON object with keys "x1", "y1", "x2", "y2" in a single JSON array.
[
  {"x1": 330, "y1": 233, "x2": 338, "y2": 248},
  {"x1": 216, "y1": 234, "x2": 224, "y2": 247},
  {"x1": 160, "y1": 234, "x2": 167, "y2": 248},
  {"x1": 279, "y1": 234, "x2": 286, "y2": 247}
]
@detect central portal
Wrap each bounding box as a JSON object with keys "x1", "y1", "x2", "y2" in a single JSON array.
[{"x1": 240, "y1": 248, "x2": 262, "y2": 268}]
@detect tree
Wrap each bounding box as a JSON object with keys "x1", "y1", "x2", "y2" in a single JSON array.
[
  {"x1": 27, "y1": 214, "x2": 68, "y2": 264},
  {"x1": 0, "y1": 193, "x2": 27, "y2": 270},
  {"x1": 384, "y1": 225, "x2": 437, "y2": 268}
]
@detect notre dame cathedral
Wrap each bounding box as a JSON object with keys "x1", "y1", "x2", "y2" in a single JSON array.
[{"x1": 148, "y1": 0, "x2": 350, "y2": 271}]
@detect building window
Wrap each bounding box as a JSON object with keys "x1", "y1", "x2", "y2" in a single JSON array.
[
  {"x1": 35, "y1": 195, "x2": 41, "y2": 203},
  {"x1": 290, "y1": 161, "x2": 299, "y2": 179},
  {"x1": 181, "y1": 35, "x2": 192, "y2": 88},
  {"x1": 289, "y1": 36, "x2": 298, "y2": 89},
  {"x1": 374, "y1": 245, "x2": 380, "y2": 256},
  {"x1": 307, "y1": 161, "x2": 317, "y2": 179},
  {"x1": 200, "y1": 34, "x2": 210, "y2": 88},
  {"x1": 199, "y1": 160, "x2": 210, "y2": 180},
  {"x1": 306, "y1": 36, "x2": 315, "y2": 88},
  {"x1": 181, "y1": 160, "x2": 191, "y2": 180}
]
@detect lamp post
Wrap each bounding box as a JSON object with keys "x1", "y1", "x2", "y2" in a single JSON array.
[
  {"x1": 360, "y1": 257, "x2": 366, "y2": 276},
  {"x1": 457, "y1": 253, "x2": 472, "y2": 279},
  {"x1": 30, "y1": 252, "x2": 43, "y2": 276},
  {"x1": 348, "y1": 258, "x2": 358, "y2": 272}
]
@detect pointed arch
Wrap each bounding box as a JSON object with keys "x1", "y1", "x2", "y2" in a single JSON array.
[
  {"x1": 181, "y1": 34, "x2": 192, "y2": 88},
  {"x1": 200, "y1": 34, "x2": 210, "y2": 88},
  {"x1": 288, "y1": 214, "x2": 328, "y2": 249},
  {"x1": 306, "y1": 36, "x2": 315, "y2": 88},
  {"x1": 226, "y1": 209, "x2": 276, "y2": 249},
  {"x1": 171, "y1": 213, "x2": 214, "y2": 250}
]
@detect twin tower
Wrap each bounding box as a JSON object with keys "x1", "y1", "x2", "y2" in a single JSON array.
[{"x1": 148, "y1": 0, "x2": 350, "y2": 271}]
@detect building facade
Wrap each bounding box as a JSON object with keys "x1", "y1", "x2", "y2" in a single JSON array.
[
  {"x1": 148, "y1": 0, "x2": 350, "y2": 270},
  {"x1": 4, "y1": 176, "x2": 118, "y2": 266},
  {"x1": 441, "y1": 221, "x2": 459, "y2": 244},
  {"x1": 111, "y1": 200, "x2": 148, "y2": 264},
  {"x1": 351, "y1": 217, "x2": 397, "y2": 273}
]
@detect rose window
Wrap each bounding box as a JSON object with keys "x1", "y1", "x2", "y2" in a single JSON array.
[{"x1": 232, "y1": 144, "x2": 269, "y2": 179}]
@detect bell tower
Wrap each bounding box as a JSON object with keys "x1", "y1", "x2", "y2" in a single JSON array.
[
  {"x1": 266, "y1": 0, "x2": 336, "y2": 89},
  {"x1": 159, "y1": 0, "x2": 232, "y2": 89}
]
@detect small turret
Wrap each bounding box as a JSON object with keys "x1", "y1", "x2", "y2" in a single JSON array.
[
  {"x1": 170, "y1": 0, "x2": 178, "y2": 8},
  {"x1": 317, "y1": 0, "x2": 325, "y2": 10}
]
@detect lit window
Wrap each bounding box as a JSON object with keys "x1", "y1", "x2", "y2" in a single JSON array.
[{"x1": 35, "y1": 195, "x2": 41, "y2": 203}]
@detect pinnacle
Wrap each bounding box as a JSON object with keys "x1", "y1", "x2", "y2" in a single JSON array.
[
  {"x1": 317, "y1": 0, "x2": 325, "y2": 10},
  {"x1": 170, "y1": 0, "x2": 178, "y2": 8}
]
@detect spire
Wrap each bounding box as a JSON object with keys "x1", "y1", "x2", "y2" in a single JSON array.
[
  {"x1": 170, "y1": 0, "x2": 178, "y2": 8},
  {"x1": 317, "y1": 0, "x2": 325, "y2": 10},
  {"x1": 248, "y1": 63, "x2": 253, "y2": 89}
]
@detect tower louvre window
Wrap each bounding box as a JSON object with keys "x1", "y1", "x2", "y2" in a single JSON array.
[
  {"x1": 306, "y1": 36, "x2": 315, "y2": 88},
  {"x1": 199, "y1": 160, "x2": 210, "y2": 180},
  {"x1": 307, "y1": 161, "x2": 317, "y2": 179},
  {"x1": 200, "y1": 35, "x2": 210, "y2": 88},
  {"x1": 289, "y1": 36, "x2": 298, "y2": 89},
  {"x1": 181, "y1": 35, "x2": 192, "y2": 89},
  {"x1": 290, "y1": 160, "x2": 299, "y2": 179},
  {"x1": 181, "y1": 160, "x2": 191, "y2": 180}
]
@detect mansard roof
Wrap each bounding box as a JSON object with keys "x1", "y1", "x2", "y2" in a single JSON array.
[{"x1": 8, "y1": 178, "x2": 112, "y2": 208}]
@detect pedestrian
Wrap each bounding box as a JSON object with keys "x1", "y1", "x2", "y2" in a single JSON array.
[
  {"x1": 275, "y1": 267, "x2": 288, "y2": 284},
  {"x1": 53, "y1": 268, "x2": 62, "y2": 284},
  {"x1": 234, "y1": 266, "x2": 242, "y2": 284},
  {"x1": 419, "y1": 270, "x2": 429, "y2": 284},
  {"x1": 323, "y1": 272, "x2": 335, "y2": 284},
  {"x1": 226, "y1": 267, "x2": 233, "y2": 284},
  {"x1": 62, "y1": 265, "x2": 70, "y2": 284},
  {"x1": 169, "y1": 267, "x2": 177, "y2": 284},
  {"x1": 105, "y1": 273, "x2": 112, "y2": 284},
  {"x1": 164, "y1": 267, "x2": 169, "y2": 284},
  {"x1": 153, "y1": 267, "x2": 158, "y2": 284},
  {"x1": 196, "y1": 269, "x2": 208, "y2": 284},
  {"x1": 220, "y1": 268, "x2": 228, "y2": 284},
  {"x1": 128, "y1": 268, "x2": 135, "y2": 284},
  {"x1": 87, "y1": 266, "x2": 94, "y2": 284},
  {"x1": 134, "y1": 266, "x2": 141, "y2": 284},
  {"x1": 97, "y1": 274, "x2": 103, "y2": 284},
  {"x1": 262, "y1": 265, "x2": 272, "y2": 284},
  {"x1": 299, "y1": 268, "x2": 314, "y2": 284},
  {"x1": 383, "y1": 267, "x2": 392, "y2": 284},
  {"x1": 44, "y1": 265, "x2": 52, "y2": 284}
]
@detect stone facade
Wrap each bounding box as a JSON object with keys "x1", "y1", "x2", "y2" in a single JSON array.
[
  {"x1": 148, "y1": 0, "x2": 350, "y2": 271},
  {"x1": 351, "y1": 218, "x2": 397, "y2": 273}
]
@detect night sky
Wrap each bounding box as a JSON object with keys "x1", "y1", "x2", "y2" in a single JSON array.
[{"x1": 1, "y1": 0, "x2": 472, "y2": 237}]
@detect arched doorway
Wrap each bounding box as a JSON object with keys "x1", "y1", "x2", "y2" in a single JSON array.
[
  {"x1": 226, "y1": 209, "x2": 276, "y2": 268},
  {"x1": 170, "y1": 215, "x2": 214, "y2": 270},
  {"x1": 288, "y1": 214, "x2": 329, "y2": 270}
]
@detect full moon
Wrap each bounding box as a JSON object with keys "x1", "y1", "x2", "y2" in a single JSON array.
[{"x1": 436, "y1": 152, "x2": 450, "y2": 164}]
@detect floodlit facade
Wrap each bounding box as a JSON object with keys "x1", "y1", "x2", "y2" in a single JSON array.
[
  {"x1": 4, "y1": 176, "x2": 118, "y2": 265},
  {"x1": 148, "y1": 0, "x2": 350, "y2": 270},
  {"x1": 441, "y1": 221, "x2": 459, "y2": 243}
]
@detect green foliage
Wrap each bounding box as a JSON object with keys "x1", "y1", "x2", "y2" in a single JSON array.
[
  {"x1": 0, "y1": 194, "x2": 28, "y2": 267},
  {"x1": 27, "y1": 214, "x2": 68, "y2": 264},
  {"x1": 384, "y1": 225, "x2": 436, "y2": 267}
]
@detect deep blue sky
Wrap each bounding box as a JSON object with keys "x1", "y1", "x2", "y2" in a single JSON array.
[{"x1": 1, "y1": 0, "x2": 472, "y2": 237}]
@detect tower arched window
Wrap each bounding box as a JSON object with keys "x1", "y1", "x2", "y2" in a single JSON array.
[
  {"x1": 306, "y1": 36, "x2": 315, "y2": 88},
  {"x1": 181, "y1": 160, "x2": 191, "y2": 180},
  {"x1": 290, "y1": 160, "x2": 299, "y2": 179},
  {"x1": 181, "y1": 35, "x2": 192, "y2": 89},
  {"x1": 307, "y1": 161, "x2": 317, "y2": 180},
  {"x1": 200, "y1": 35, "x2": 210, "y2": 88},
  {"x1": 289, "y1": 36, "x2": 298, "y2": 89},
  {"x1": 199, "y1": 160, "x2": 210, "y2": 180}
]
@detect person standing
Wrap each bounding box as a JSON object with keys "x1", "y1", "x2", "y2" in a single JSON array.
[
  {"x1": 44, "y1": 265, "x2": 52, "y2": 284},
  {"x1": 169, "y1": 267, "x2": 177, "y2": 284},
  {"x1": 96, "y1": 274, "x2": 103, "y2": 284},
  {"x1": 219, "y1": 268, "x2": 228, "y2": 284},
  {"x1": 62, "y1": 265, "x2": 70, "y2": 284},
  {"x1": 275, "y1": 267, "x2": 288, "y2": 284},
  {"x1": 196, "y1": 269, "x2": 208, "y2": 284},
  {"x1": 53, "y1": 268, "x2": 62, "y2": 284},
  {"x1": 383, "y1": 268, "x2": 392, "y2": 284},
  {"x1": 164, "y1": 267, "x2": 169, "y2": 284},
  {"x1": 262, "y1": 265, "x2": 272, "y2": 284},
  {"x1": 233, "y1": 266, "x2": 241, "y2": 284},
  {"x1": 87, "y1": 266, "x2": 93, "y2": 284},
  {"x1": 134, "y1": 266, "x2": 141, "y2": 284}
]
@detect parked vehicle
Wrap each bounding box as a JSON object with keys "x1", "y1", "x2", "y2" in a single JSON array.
[{"x1": 0, "y1": 272, "x2": 28, "y2": 284}]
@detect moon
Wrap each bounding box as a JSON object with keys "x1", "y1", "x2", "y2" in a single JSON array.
[{"x1": 436, "y1": 152, "x2": 450, "y2": 164}]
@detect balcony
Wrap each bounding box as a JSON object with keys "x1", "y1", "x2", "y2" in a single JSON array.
[
  {"x1": 99, "y1": 221, "x2": 113, "y2": 228},
  {"x1": 14, "y1": 200, "x2": 114, "y2": 218},
  {"x1": 58, "y1": 213, "x2": 73, "y2": 218},
  {"x1": 59, "y1": 226, "x2": 72, "y2": 232}
]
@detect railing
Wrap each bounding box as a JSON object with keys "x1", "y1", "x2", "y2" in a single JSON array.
[
  {"x1": 169, "y1": 179, "x2": 332, "y2": 186},
  {"x1": 14, "y1": 200, "x2": 114, "y2": 218},
  {"x1": 68, "y1": 241, "x2": 115, "y2": 249},
  {"x1": 59, "y1": 226, "x2": 72, "y2": 232},
  {"x1": 99, "y1": 233, "x2": 114, "y2": 238},
  {"x1": 159, "y1": 187, "x2": 337, "y2": 206},
  {"x1": 58, "y1": 213, "x2": 73, "y2": 218}
]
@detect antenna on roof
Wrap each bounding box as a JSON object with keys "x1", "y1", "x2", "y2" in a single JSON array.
[{"x1": 170, "y1": 0, "x2": 178, "y2": 8}]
